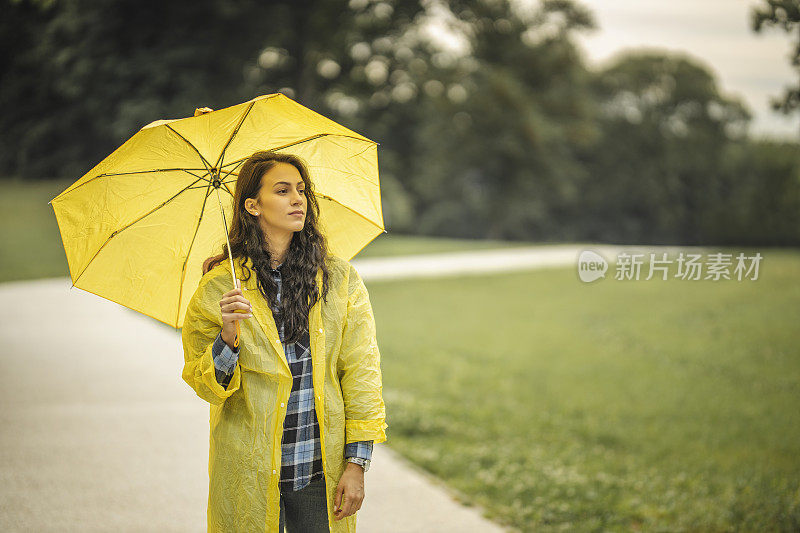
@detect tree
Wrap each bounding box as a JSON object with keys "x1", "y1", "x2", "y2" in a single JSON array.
[
  {"x1": 750, "y1": 0, "x2": 800, "y2": 133},
  {"x1": 581, "y1": 51, "x2": 752, "y2": 245},
  {"x1": 400, "y1": 0, "x2": 600, "y2": 240},
  {"x1": 237, "y1": 0, "x2": 431, "y2": 232},
  {"x1": 0, "y1": 0, "x2": 429, "y2": 183},
  {"x1": 2, "y1": 0, "x2": 286, "y2": 180}
]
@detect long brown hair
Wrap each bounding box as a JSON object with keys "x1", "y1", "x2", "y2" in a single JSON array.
[{"x1": 203, "y1": 150, "x2": 330, "y2": 344}]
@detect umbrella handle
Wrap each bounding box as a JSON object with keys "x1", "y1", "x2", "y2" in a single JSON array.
[{"x1": 234, "y1": 320, "x2": 240, "y2": 349}]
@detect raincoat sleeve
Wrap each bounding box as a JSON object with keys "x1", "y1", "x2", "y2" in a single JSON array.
[
  {"x1": 181, "y1": 274, "x2": 242, "y2": 404},
  {"x1": 212, "y1": 331, "x2": 240, "y2": 388},
  {"x1": 338, "y1": 265, "x2": 388, "y2": 445}
]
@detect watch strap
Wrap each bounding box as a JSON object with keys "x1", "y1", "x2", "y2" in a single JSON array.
[{"x1": 346, "y1": 457, "x2": 370, "y2": 472}]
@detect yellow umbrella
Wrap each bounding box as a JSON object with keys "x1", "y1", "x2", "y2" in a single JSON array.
[{"x1": 49, "y1": 93, "x2": 385, "y2": 332}]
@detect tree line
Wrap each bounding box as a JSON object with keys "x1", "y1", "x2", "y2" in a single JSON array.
[{"x1": 3, "y1": 0, "x2": 798, "y2": 245}]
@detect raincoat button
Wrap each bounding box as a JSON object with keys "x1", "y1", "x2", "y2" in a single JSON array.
[
  {"x1": 272, "y1": 469, "x2": 276, "y2": 474},
  {"x1": 318, "y1": 328, "x2": 323, "y2": 333},
  {"x1": 280, "y1": 402, "x2": 285, "y2": 407}
]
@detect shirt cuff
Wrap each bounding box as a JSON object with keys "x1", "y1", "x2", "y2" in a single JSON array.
[
  {"x1": 212, "y1": 331, "x2": 240, "y2": 376},
  {"x1": 344, "y1": 440, "x2": 373, "y2": 461}
]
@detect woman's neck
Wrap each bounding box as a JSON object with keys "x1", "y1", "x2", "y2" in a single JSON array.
[{"x1": 262, "y1": 228, "x2": 292, "y2": 268}]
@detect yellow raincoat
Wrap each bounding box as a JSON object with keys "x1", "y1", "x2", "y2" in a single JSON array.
[{"x1": 181, "y1": 253, "x2": 387, "y2": 533}]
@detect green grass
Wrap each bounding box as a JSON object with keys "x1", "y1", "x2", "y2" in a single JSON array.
[
  {"x1": 6, "y1": 179, "x2": 800, "y2": 530},
  {"x1": 367, "y1": 249, "x2": 800, "y2": 532},
  {"x1": 0, "y1": 178, "x2": 75, "y2": 282},
  {"x1": 0, "y1": 178, "x2": 528, "y2": 283}
]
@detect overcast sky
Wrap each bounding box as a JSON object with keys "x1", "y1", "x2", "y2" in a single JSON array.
[{"x1": 423, "y1": 0, "x2": 798, "y2": 140}]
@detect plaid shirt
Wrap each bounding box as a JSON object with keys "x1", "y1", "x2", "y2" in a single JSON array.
[{"x1": 211, "y1": 262, "x2": 373, "y2": 493}]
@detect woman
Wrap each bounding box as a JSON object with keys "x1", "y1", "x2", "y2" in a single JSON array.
[{"x1": 181, "y1": 150, "x2": 387, "y2": 533}]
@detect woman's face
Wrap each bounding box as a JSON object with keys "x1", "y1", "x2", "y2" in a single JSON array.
[{"x1": 245, "y1": 162, "x2": 307, "y2": 237}]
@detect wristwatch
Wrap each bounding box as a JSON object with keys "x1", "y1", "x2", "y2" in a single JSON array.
[{"x1": 346, "y1": 457, "x2": 370, "y2": 472}]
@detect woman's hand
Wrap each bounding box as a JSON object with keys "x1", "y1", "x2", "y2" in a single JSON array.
[
  {"x1": 219, "y1": 279, "x2": 252, "y2": 347},
  {"x1": 333, "y1": 463, "x2": 365, "y2": 521}
]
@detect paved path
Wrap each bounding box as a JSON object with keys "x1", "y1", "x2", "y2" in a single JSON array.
[
  {"x1": 0, "y1": 265, "x2": 508, "y2": 530},
  {"x1": 0, "y1": 244, "x2": 708, "y2": 532},
  {"x1": 351, "y1": 243, "x2": 710, "y2": 281}
]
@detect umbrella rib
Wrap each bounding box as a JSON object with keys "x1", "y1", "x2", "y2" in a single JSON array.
[
  {"x1": 219, "y1": 133, "x2": 378, "y2": 168},
  {"x1": 349, "y1": 143, "x2": 374, "y2": 160},
  {"x1": 219, "y1": 160, "x2": 245, "y2": 181},
  {"x1": 215, "y1": 160, "x2": 245, "y2": 197},
  {"x1": 220, "y1": 158, "x2": 248, "y2": 167},
  {"x1": 182, "y1": 169, "x2": 213, "y2": 182},
  {"x1": 99, "y1": 168, "x2": 209, "y2": 176},
  {"x1": 71, "y1": 177, "x2": 206, "y2": 286},
  {"x1": 214, "y1": 102, "x2": 255, "y2": 170},
  {"x1": 56, "y1": 168, "x2": 209, "y2": 198},
  {"x1": 204, "y1": 183, "x2": 229, "y2": 200},
  {"x1": 174, "y1": 169, "x2": 215, "y2": 190},
  {"x1": 315, "y1": 193, "x2": 384, "y2": 232},
  {"x1": 165, "y1": 125, "x2": 215, "y2": 176},
  {"x1": 176, "y1": 178, "x2": 216, "y2": 327}
]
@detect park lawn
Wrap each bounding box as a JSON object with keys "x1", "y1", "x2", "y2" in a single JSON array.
[
  {"x1": 0, "y1": 178, "x2": 75, "y2": 282},
  {"x1": 367, "y1": 249, "x2": 800, "y2": 532},
  {"x1": 0, "y1": 177, "x2": 529, "y2": 283}
]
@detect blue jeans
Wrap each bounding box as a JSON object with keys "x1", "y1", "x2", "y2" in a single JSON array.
[{"x1": 279, "y1": 475, "x2": 330, "y2": 532}]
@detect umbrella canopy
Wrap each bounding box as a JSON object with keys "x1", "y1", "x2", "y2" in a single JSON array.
[{"x1": 49, "y1": 93, "x2": 384, "y2": 329}]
